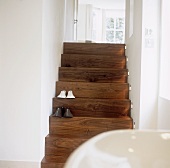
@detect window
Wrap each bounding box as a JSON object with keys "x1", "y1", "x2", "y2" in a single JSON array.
[
  {"x1": 92, "y1": 8, "x2": 125, "y2": 43},
  {"x1": 105, "y1": 10, "x2": 125, "y2": 43}
]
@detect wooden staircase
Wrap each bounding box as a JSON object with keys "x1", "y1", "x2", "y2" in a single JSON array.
[{"x1": 41, "y1": 42, "x2": 133, "y2": 168}]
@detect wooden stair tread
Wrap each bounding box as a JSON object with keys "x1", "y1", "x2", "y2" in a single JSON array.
[
  {"x1": 56, "y1": 81, "x2": 129, "y2": 99},
  {"x1": 59, "y1": 67, "x2": 128, "y2": 83},
  {"x1": 42, "y1": 155, "x2": 68, "y2": 163},
  {"x1": 45, "y1": 135, "x2": 87, "y2": 156},
  {"x1": 53, "y1": 98, "x2": 130, "y2": 117},
  {"x1": 41, "y1": 156, "x2": 65, "y2": 168},
  {"x1": 61, "y1": 54, "x2": 126, "y2": 68},
  {"x1": 41, "y1": 42, "x2": 131, "y2": 168},
  {"x1": 59, "y1": 67, "x2": 128, "y2": 71},
  {"x1": 63, "y1": 42, "x2": 125, "y2": 56},
  {"x1": 49, "y1": 116, "x2": 133, "y2": 138},
  {"x1": 42, "y1": 156, "x2": 65, "y2": 163}
]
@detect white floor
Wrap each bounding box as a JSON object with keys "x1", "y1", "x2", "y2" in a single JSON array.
[{"x1": 0, "y1": 161, "x2": 40, "y2": 168}]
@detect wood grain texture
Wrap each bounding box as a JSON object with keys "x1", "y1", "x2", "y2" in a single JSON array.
[
  {"x1": 53, "y1": 98, "x2": 130, "y2": 117},
  {"x1": 49, "y1": 116, "x2": 133, "y2": 138},
  {"x1": 45, "y1": 135, "x2": 87, "y2": 156},
  {"x1": 59, "y1": 67, "x2": 128, "y2": 83},
  {"x1": 63, "y1": 42, "x2": 125, "y2": 56},
  {"x1": 41, "y1": 156, "x2": 65, "y2": 168},
  {"x1": 61, "y1": 54, "x2": 126, "y2": 68},
  {"x1": 56, "y1": 81, "x2": 129, "y2": 99},
  {"x1": 41, "y1": 42, "x2": 131, "y2": 168}
]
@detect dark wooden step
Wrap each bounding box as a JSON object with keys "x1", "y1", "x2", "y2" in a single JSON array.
[
  {"x1": 49, "y1": 116, "x2": 133, "y2": 138},
  {"x1": 61, "y1": 54, "x2": 126, "y2": 68},
  {"x1": 45, "y1": 135, "x2": 87, "y2": 156},
  {"x1": 53, "y1": 98, "x2": 130, "y2": 117},
  {"x1": 56, "y1": 81, "x2": 129, "y2": 99},
  {"x1": 63, "y1": 42, "x2": 125, "y2": 56},
  {"x1": 41, "y1": 156, "x2": 65, "y2": 168},
  {"x1": 42, "y1": 116, "x2": 133, "y2": 168},
  {"x1": 59, "y1": 67, "x2": 128, "y2": 83}
]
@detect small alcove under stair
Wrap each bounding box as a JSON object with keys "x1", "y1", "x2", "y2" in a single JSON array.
[{"x1": 41, "y1": 42, "x2": 133, "y2": 168}]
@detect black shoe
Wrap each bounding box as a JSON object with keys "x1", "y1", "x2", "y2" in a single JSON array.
[
  {"x1": 53, "y1": 107, "x2": 62, "y2": 117},
  {"x1": 63, "y1": 108, "x2": 73, "y2": 118},
  {"x1": 61, "y1": 107, "x2": 65, "y2": 117}
]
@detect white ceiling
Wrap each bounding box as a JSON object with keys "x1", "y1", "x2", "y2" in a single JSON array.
[{"x1": 79, "y1": 0, "x2": 125, "y2": 9}]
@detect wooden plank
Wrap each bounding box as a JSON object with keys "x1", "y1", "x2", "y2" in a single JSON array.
[
  {"x1": 45, "y1": 135, "x2": 87, "y2": 156},
  {"x1": 63, "y1": 42, "x2": 125, "y2": 56},
  {"x1": 53, "y1": 98, "x2": 130, "y2": 117},
  {"x1": 41, "y1": 156, "x2": 66, "y2": 168},
  {"x1": 56, "y1": 81, "x2": 129, "y2": 99},
  {"x1": 42, "y1": 162, "x2": 64, "y2": 168},
  {"x1": 59, "y1": 67, "x2": 128, "y2": 83},
  {"x1": 42, "y1": 42, "x2": 131, "y2": 168},
  {"x1": 61, "y1": 54, "x2": 126, "y2": 68},
  {"x1": 49, "y1": 116, "x2": 133, "y2": 138}
]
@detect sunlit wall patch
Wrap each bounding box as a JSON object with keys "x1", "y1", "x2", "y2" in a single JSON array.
[
  {"x1": 160, "y1": 133, "x2": 170, "y2": 140},
  {"x1": 128, "y1": 148, "x2": 134, "y2": 153}
]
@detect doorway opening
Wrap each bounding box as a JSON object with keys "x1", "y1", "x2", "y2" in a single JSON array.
[{"x1": 76, "y1": 0, "x2": 126, "y2": 43}]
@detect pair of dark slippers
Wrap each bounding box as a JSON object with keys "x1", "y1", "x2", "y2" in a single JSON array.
[{"x1": 53, "y1": 107, "x2": 73, "y2": 118}]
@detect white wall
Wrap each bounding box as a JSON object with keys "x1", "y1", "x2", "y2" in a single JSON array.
[
  {"x1": 139, "y1": 0, "x2": 160, "y2": 129},
  {"x1": 0, "y1": 0, "x2": 65, "y2": 166},
  {"x1": 41, "y1": 0, "x2": 66, "y2": 161},
  {"x1": 125, "y1": 0, "x2": 143, "y2": 128},
  {"x1": 159, "y1": 0, "x2": 170, "y2": 100},
  {"x1": 0, "y1": 0, "x2": 42, "y2": 163},
  {"x1": 0, "y1": 0, "x2": 42, "y2": 161},
  {"x1": 126, "y1": 0, "x2": 161, "y2": 129},
  {"x1": 64, "y1": 0, "x2": 75, "y2": 41},
  {"x1": 158, "y1": 0, "x2": 170, "y2": 129},
  {"x1": 158, "y1": 98, "x2": 170, "y2": 129},
  {"x1": 77, "y1": 4, "x2": 87, "y2": 41}
]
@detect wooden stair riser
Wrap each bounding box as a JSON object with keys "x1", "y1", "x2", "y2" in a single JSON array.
[
  {"x1": 49, "y1": 116, "x2": 133, "y2": 138},
  {"x1": 59, "y1": 67, "x2": 128, "y2": 83},
  {"x1": 42, "y1": 155, "x2": 67, "y2": 165},
  {"x1": 45, "y1": 136, "x2": 87, "y2": 156},
  {"x1": 56, "y1": 82, "x2": 129, "y2": 99},
  {"x1": 61, "y1": 54, "x2": 126, "y2": 68},
  {"x1": 63, "y1": 42, "x2": 125, "y2": 56},
  {"x1": 42, "y1": 42, "x2": 132, "y2": 168},
  {"x1": 53, "y1": 98, "x2": 130, "y2": 118},
  {"x1": 42, "y1": 115, "x2": 132, "y2": 168},
  {"x1": 41, "y1": 159, "x2": 64, "y2": 168}
]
